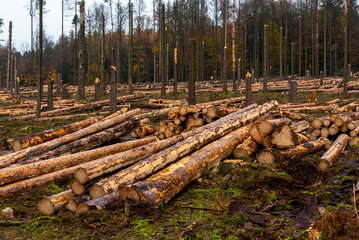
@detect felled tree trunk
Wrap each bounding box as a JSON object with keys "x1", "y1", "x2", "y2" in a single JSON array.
[
  {"x1": 0, "y1": 137, "x2": 157, "y2": 186},
  {"x1": 256, "y1": 118, "x2": 291, "y2": 137},
  {"x1": 312, "y1": 117, "x2": 330, "y2": 129},
  {"x1": 88, "y1": 101, "x2": 277, "y2": 199},
  {"x1": 271, "y1": 125, "x2": 309, "y2": 149},
  {"x1": 0, "y1": 109, "x2": 141, "y2": 168},
  {"x1": 318, "y1": 134, "x2": 351, "y2": 170},
  {"x1": 290, "y1": 120, "x2": 310, "y2": 133},
  {"x1": 38, "y1": 190, "x2": 73, "y2": 215},
  {"x1": 233, "y1": 137, "x2": 257, "y2": 159},
  {"x1": 26, "y1": 117, "x2": 144, "y2": 163},
  {"x1": 257, "y1": 137, "x2": 331, "y2": 164},
  {"x1": 129, "y1": 102, "x2": 170, "y2": 109},
  {"x1": 12, "y1": 118, "x2": 97, "y2": 151},
  {"x1": 118, "y1": 125, "x2": 250, "y2": 206}
]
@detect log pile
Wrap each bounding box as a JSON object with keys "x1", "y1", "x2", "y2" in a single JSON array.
[
  {"x1": 28, "y1": 101, "x2": 276, "y2": 214},
  {"x1": 156, "y1": 105, "x2": 237, "y2": 139}
]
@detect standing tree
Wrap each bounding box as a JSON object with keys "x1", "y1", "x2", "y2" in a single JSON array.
[
  {"x1": 128, "y1": 0, "x2": 134, "y2": 94},
  {"x1": 343, "y1": 0, "x2": 348, "y2": 93},
  {"x1": 100, "y1": 12, "x2": 106, "y2": 96},
  {"x1": 222, "y1": 0, "x2": 228, "y2": 93},
  {"x1": 36, "y1": 0, "x2": 43, "y2": 118},
  {"x1": 6, "y1": 21, "x2": 12, "y2": 92},
  {"x1": 77, "y1": 0, "x2": 85, "y2": 99},
  {"x1": 160, "y1": 2, "x2": 166, "y2": 98},
  {"x1": 232, "y1": 0, "x2": 236, "y2": 92}
]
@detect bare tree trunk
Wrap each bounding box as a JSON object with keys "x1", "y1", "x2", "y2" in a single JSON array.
[
  {"x1": 128, "y1": 0, "x2": 134, "y2": 94},
  {"x1": 188, "y1": 38, "x2": 196, "y2": 105},
  {"x1": 223, "y1": 0, "x2": 228, "y2": 93},
  {"x1": 315, "y1": 0, "x2": 319, "y2": 78},
  {"x1": 280, "y1": 26, "x2": 283, "y2": 80},
  {"x1": 77, "y1": 0, "x2": 85, "y2": 99},
  {"x1": 47, "y1": 79, "x2": 54, "y2": 110},
  {"x1": 100, "y1": 13, "x2": 106, "y2": 96},
  {"x1": 299, "y1": 11, "x2": 302, "y2": 77},
  {"x1": 110, "y1": 49, "x2": 117, "y2": 113},
  {"x1": 61, "y1": 0, "x2": 64, "y2": 88},
  {"x1": 263, "y1": 24, "x2": 268, "y2": 91},
  {"x1": 160, "y1": 2, "x2": 166, "y2": 98},
  {"x1": 10, "y1": 55, "x2": 14, "y2": 95},
  {"x1": 30, "y1": 1, "x2": 34, "y2": 86},
  {"x1": 174, "y1": 48, "x2": 178, "y2": 95},
  {"x1": 343, "y1": 0, "x2": 348, "y2": 93},
  {"x1": 14, "y1": 57, "x2": 18, "y2": 96},
  {"x1": 153, "y1": 0, "x2": 156, "y2": 84},
  {"x1": 6, "y1": 21, "x2": 12, "y2": 92},
  {"x1": 36, "y1": 0, "x2": 43, "y2": 118},
  {"x1": 232, "y1": 0, "x2": 236, "y2": 92},
  {"x1": 323, "y1": 5, "x2": 326, "y2": 77}
]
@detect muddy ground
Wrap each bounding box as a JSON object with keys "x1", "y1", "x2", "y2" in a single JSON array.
[{"x1": 1, "y1": 91, "x2": 359, "y2": 239}]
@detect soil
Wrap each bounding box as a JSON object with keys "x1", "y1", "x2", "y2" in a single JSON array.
[{"x1": 1, "y1": 90, "x2": 359, "y2": 239}]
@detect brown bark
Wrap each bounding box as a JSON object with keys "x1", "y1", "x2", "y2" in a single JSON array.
[
  {"x1": 13, "y1": 118, "x2": 97, "y2": 151},
  {"x1": 38, "y1": 190, "x2": 73, "y2": 215},
  {"x1": 290, "y1": 120, "x2": 310, "y2": 133},
  {"x1": 118, "y1": 125, "x2": 250, "y2": 206},
  {"x1": 129, "y1": 102, "x2": 169, "y2": 109},
  {"x1": 233, "y1": 137, "x2": 257, "y2": 159},
  {"x1": 0, "y1": 109, "x2": 141, "y2": 168},
  {"x1": 0, "y1": 137, "x2": 157, "y2": 187},
  {"x1": 257, "y1": 137, "x2": 331, "y2": 164},
  {"x1": 89, "y1": 101, "x2": 277, "y2": 199},
  {"x1": 134, "y1": 125, "x2": 158, "y2": 139},
  {"x1": 26, "y1": 117, "x2": 144, "y2": 163},
  {"x1": 318, "y1": 134, "x2": 351, "y2": 170}
]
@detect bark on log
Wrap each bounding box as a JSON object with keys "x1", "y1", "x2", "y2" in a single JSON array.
[
  {"x1": 0, "y1": 137, "x2": 157, "y2": 186},
  {"x1": 256, "y1": 118, "x2": 291, "y2": 137},
  {"x1": 290, "y1": 120, "x2": 310, "y2": 133},
  {"x1": 257, "y1": 137, "x2": 330, "y2": 164},
  {"x1": 134, "y1": 125, "x2": 158, "y2": 139},
  {"x1": 233, "y1": 137, "x2": 257, "y2": 159},
  {"x1": 0, "y1": 109, "x2": 141, "y2": 168},
  {"x1": 349, "y1": 126, "x2": 359, "y2": 138},
  {"x1": 38, "y1": 190, "x2": 73, "y2": 215},
  {"x1": 7, "y1": 95, "x2": 135, "y2": 121},
  {"x1": 347, "y1": 120, "x2": 359, "y2": 130},
  {"x1": 334, "y1": 115, "x2": 352, "y2": 128},
  {"x1": 318, "y1": 134, "x2": 351, "y2": 170},
  {"x1": 33, "y1": 113, "x2": 105, "y2": 122},
  {"x1": 26, "y1": 117, "x2": 143, "y2": 163},
  {"x1": 178, "y1": 105, "x2": 196, "y2": 116},
  {"x1": 88, "y1": 101, "x2": 277, "y2": 199},
  {"x1": 12, "y1": 118, "x2": 97, "y2": 151},
  {"x1": 118, "y1": 126, "x2": 250, "y2": 206}
]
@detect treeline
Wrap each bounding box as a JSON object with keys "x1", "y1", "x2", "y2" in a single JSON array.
[{"x1": 1, "y1": 0, "x2": 358, "y2": 89}]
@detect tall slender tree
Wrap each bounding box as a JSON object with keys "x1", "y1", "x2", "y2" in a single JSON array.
[
  {"x1": 128, "y1": 0, "x2": 134, "y2": 94},
  {"x1": 343, "y1": 0, "x2": 348, "y2": 93},
  {"x1": 232, "y1": 0, "x2": 236, "y2": 92},
  {"x1": 36, "y1": 0, "x2": 43, "y2": 118},
  {"x1": 6, "y1": 21, "x2": 12, "y2": 92},
  {"x1": 77, "y1": 0, "x2": 85, "y2": 99}
]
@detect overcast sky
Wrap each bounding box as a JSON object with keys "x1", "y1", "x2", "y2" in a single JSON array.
[{"x1": 0, "y1": 0, "x2": 153, "y2": 52}]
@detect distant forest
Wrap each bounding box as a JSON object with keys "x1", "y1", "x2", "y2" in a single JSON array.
[{"x1": 0, "y1": 0, "x2": 358, "y2": 88}]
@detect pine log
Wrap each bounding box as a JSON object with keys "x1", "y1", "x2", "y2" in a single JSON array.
[
  {"x1": 334, "y1": 115, "x2": 352, "y2": 128},
  {"x1": 290, "y1": 120, "x2": 310, "y2": 133},
  {"x1": 134, "y1": 125, "x2": 158, "y2": 138},
  {"x1": 321, "y1": 128, "x2": 329, "y2": 138},
  {"x1": 117, "y1": 126, "x2": 250, "y2": 206},
  {"x1": 347, "y1": 120, "x2": 359, "y2": 130},
  {"x1": 349, "y1": 126, "x2": 359, "y2": 138},
  {"x1": 12, "y1": 118, "x2": 98, "y2": 151},
  {"x1": 33, "y1": 113, "x2": 106, "y2": 122},
  {"x1": 249, "y1": 124, "x2": 263, "y2": 144},
  {"x1": 257, "y1": 137, "x2": 330, "y2": 164},
  {"x1": 233, "y1": 137, "x2": 257, "y2": 159},
  {"x1": 168, "y1": 110, "x2": 179, "y2": 120},
  {"x1": 7, "y1": 95, "x2": 135, "y2": 121},
  {"x1": 20, "y1": 117, "x2": 146, "y2": 164},
  {"x1": 341, "y1": 125, "x2": 349, "y2": 133},
  {"x1": 0, "y1": 109, "x2": 141, "y2": 168},
  {"x1": 312, "y1": 117, "x2": 330, "y2": 129},
  {"x1": 256, "y1": 118, "x2": 291, "y2": 137},
  {"x1": 196, "y1": 96, "x2": 245, "y2": 108},
  {"x1": 88, "y1": 101, "x2": 277, "y2": 199},
  {"x1": 38, "y1": 190, "x2": 73, "y2": 215},
  {"x1": 0, "y1": 137, "x2": 157, "y2": 186},
  {"x1": 318, "y1": 134, "x2": 351, "y2": 170},
  {"x1": 349, "y1": 139, "x2": 358, "y2": 147},
  {"x1": 329, "y1": 124, "x2": 340, "y2": 136},
  {"x1": 271, "y1": 125, "x2": 309, "y2": 149},
  {"x1": 312, "y1": 129, "x2": 322, "y2": 137},
  {"x1": 206, "y1": 106, "x2": 218, "y2": 118},
  {"x1": 178, "y1": 105, "x2": 196, "y2": 116}
]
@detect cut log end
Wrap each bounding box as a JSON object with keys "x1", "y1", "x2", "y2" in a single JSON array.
[
  {"x1": 38, "y1": 198, "x2": 55, "y2": 216},
  {"x1": 256, "y1": 121, "x2": 273, "y2": 136},
  {"x1": 74, "y1": 168, "x2": 88, "y2": 185},
  {"x1": 89, "y1": 185, "x2": 106, "y2": 199},
  {"x1": 76, "y1": 203, "x2": 89, "y2": 213},
  {"x1": 256, "y1": 150, "x2": 275, "y2": 164},
  {"x1": 71, "y1": 181, "x2": 85, "y2": 196},
  {"x1": 12, "y1": 140, "x2": 22, "y2": 152},
  {"x1": 233, "y1": 149, "x2": 250, "y2": 159},
  {"x1": 118, "y1": 185, "x2": 150, "y2": 203},
  {"x1": 318, "y1": 160, "x2": 330, "y2": 171},
  {"x1": 66, "y1": 199, "x2": 77, "y2": 212}
]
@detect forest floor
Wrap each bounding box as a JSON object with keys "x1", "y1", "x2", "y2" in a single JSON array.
[{"x1": 1, "y1": 90, "x2": 359, "y2": 239}]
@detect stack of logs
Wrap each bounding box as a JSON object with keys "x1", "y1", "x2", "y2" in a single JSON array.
[
  {"x1": 310, "y1": 112, "x2": 359, "y2": 146},
  {"x1": 28, "y1": 101, "x2": 276, "y2": 215},
  {"x1": 157, "y1": 105, "x2": 236, "y2": 139}
]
